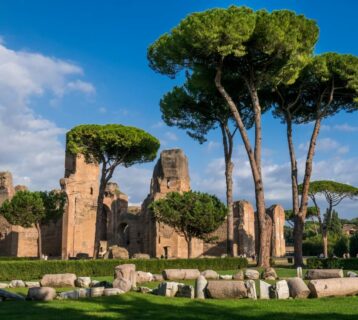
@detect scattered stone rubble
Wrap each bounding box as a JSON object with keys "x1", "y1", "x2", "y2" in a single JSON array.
[{"x1": 2, "y1": 266, "x2": 358, "y2": 303}]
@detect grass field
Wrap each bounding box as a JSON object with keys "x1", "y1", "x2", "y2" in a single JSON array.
[
  {"x1": 2, "y1": 267, "x2": 358, "y2": 320},
  {"x1": 1, "y1": 293, "x2": 358, "y2": 320}
]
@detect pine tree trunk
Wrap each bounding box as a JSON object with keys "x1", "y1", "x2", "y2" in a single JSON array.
[
  {"x1": 293, "y1": 216, "x2": 304, "y2": 267},
  {"x1": 214, "y1": 65, "x2": 270, "y2": 267},
  {"x1": 295, "y1": 117, "x2": 322, "y2": 265},
  {"x1": 93, "y1": 169, "x2": 107, "y2": 259},
  {"x1": 225, "y1": 161, "x2": 235, "y2": 256},
  {"x1": 322, "y1": 229, "x2": 328, "y2": 258},
  {"x1": 187, "y1": 237, "x2": 192, "y2": 259},
  {"x1": 35, "y1": 222, "x2": 42, "y2": 259}
]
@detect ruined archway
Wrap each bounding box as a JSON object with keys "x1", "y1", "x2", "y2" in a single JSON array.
[{"x1": 118, "y1": 222, "x2": 130, "y2": 248}]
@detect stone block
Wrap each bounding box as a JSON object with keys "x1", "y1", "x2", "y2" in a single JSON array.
[
  {"x1": 27, "y1": 287, "x2": 57, "y2": 301},
  {"x1": 195, "y1": 276, "x2": 207, "y2": 299},
  {"x1": 162, "y1": 269, "x2": 200, "y2": 280},
  {"x1": 40, "y1": 273, "x2": 77, "y2": 288},
  {"x1": 306, "y1": 269, "x2": 343, "y2": 280},
  {"x1": 75, "y1": 277, "x2": 91, "y2": 288},
  {"x1": 136, "y1": 271, "x2": 153, "y2": 283},
  {"x1": 103, "y1": 288, "x2": 124, "y2": 296},
  {"x1": 201, "y1": 270, "x2": 219, "y2": 280},
  {"x1": 206, "y1": 280, "x2": 248, "y2": 299},
  {"x1": 176, "y1": 284, "x2": 194, "y2": 299},
  {"x1": 245, "y1": 269, "x2": 259, "y2": 280},
  {"x1": 245, "y1": 280, "x2": 257, "y2": 299},
  {"x1": 90, "y1": 287, "x2": 105, "y2": 297},
  {"x1": 25, "y1": 281, "x2": 40, "y2": 288},
  {"x1": 287, "y1": 277, "x2": 310, "y2": 299},
  {"x1": 259, "y1": 280, "x2": 271, "y2": 299},
  {"x1": 9, "y1": 280, "x2": 25, "y2": 288},
  {"x1": 308, "y1": 278, "x2": 358, "y2": 298},
  {"x1": 157, "y1": 282, "x2": 183, "y2": 297}
]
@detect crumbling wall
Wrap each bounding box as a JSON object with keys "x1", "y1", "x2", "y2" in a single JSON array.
[
  {"x1": 61, "y1": 153, "x2": 99, "y2": 259},
  {"x1": 142, "y1": 149, "x2": 206, "y2": 258},
  {"x1": 267, "y1": 204, "x2": 286, "y2": 257}
]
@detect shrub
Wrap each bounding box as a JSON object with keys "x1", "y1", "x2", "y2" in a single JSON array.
[
  {"x1": 0, "y1": 257, "x2": 248, "y2": 281},
  {"x1": 306, "y1": 257, "x2": 358, "y2": 269},
  {"x1": 334, "y1": 236, "x2": 350, "y2": 257},
  {"x1": 302, "y1": 240, "x2": 322, "y2": 256},
  {"x1": 350, "y1": 233, "x2": 358, "y2": 257}
]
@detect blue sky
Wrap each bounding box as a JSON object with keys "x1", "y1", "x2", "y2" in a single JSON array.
[{"x1": 0, "y1": 0, "x2": 357, "y2": 218}]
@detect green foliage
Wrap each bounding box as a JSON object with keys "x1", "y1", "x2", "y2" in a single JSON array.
[
  {"x1": 0, "y1": 190, "x2": 66, "y2": 227},
  {"x1": 148, "y1": 6, "x2": 256, "y2": 76},
  {"x1": 0, "y1": 191, "x2": 45, "y2": 227},
  {"x1": 0, "y1": 258, "x2": 248, "y2": 281},
  {"x1": 150, "y1": 191, "x2": 227, "y2": 242},
  {"x1": 302, "y1": 239, "x2": 325, "y2": 256},
  {"x1": 299, "y1": 180, "x2": 358, "y2": 197},
  {"x1": 273, "y1": 53, "x2": 358, "y2": 125},
  {"x1": 306, "y1": 258, "x2": 358, "y2": 270},
  {"x1": 334, "y1": 236, "x2": 350, "y2": 257},
  {"x1": 350, "y1": 233, "x2": 358, "y2": 256},
  {"x1": 148, "y1": 6, "x2": 318, "y2": 88},
  {"x1": 160, "y1": 68, "x2": 253, "y2": 144},
  {"x1": 39, "y1": 190, "x2": 67, "y2": 224},
  {"x1": 285, "y1": 206, "x2": 318, "y2": 222},
  {"x1": 325, "y1": 209, "x2": 342, "y2": 236},
  {"x1": 66, "y1": 124, "x2": 160, "y2": 166}
]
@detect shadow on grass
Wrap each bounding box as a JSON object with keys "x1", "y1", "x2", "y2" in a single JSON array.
[{"x1": 1, "y1": 293, "x2": 358, "y2": 320}]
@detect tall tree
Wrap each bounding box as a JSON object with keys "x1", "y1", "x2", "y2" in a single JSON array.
[
  {"x1": 273, "y1": 53, "x2": 358, "y2": 265},
  {"x1": 148, "y1": 6, "x2": 318, "y2": 266},
  {"x1": 66, "y1": 124, "x2": 160, "y2": 257},
  {"x1": 150, "y1": 191, "x2": 227, "y2": 258},
  {"x1": 0, "y1": 190, "x2": 65, "y2": 258},
  {"x1": 160, "y1": 69, "x2": 253, "y2": 256},
  {"x1": 300, "y1": 180, "x2": 358, "y2": 257}
]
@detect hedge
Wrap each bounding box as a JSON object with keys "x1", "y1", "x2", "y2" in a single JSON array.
[
  {"x1": 0, "y1": 257, "x2": 248, "y2": 281},
  {"x1": 306, "y1": 258, "x2": 358, "y2": 270}
]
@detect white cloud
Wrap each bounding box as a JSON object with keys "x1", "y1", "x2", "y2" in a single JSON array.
[
  {"x1": 206, "y1": 140, "x2": 220, "y2": 152},
  {"x1": 0, "y1": 43, "x2": 95, "y2": 191},
  {"x1": 164, "y1": 131, "x2": 178, "y2": 141},
  {"x1": 151, "y1": 121, "x2": 165, "y2": 129},
  {"x1": 112, "y1": 165, "x2": 153, "y2": 205},
  {"x1": 67, "y1": 79, "x2": 95, "y2": 94},
  {"x1": 334, "y1": 123, "x2": 358, "y2": 132},
  {"x1": 191, "y1": 145, "x2": 358, "y2": 218},
  {"x1": 299, "y1": 138, "x2": 349, "y2": 155}
]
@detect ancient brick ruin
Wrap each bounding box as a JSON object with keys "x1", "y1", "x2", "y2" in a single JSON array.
[
  {"x1": 0, "y1": 149, "x2": 285, "y2": 258},
  {"x1": 0, "y1": 172, "x2": 62, "y2": 257}
]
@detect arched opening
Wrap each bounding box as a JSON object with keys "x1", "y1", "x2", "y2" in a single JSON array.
[{"x1": 118, "y1": 222, "x2": 130, "y2": 248}]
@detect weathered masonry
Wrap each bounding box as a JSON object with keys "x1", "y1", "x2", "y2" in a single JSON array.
[{"x1": 0, "y1": 149, "x2": 285, "y2": 259}]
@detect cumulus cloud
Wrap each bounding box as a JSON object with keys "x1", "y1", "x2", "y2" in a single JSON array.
[
  {"x1": 299, "y1": 138, "x2": 349, "y2": 155},
  {"x1": 191, "y1": 145, "x2": 358, "y2": 218},
  {"x1": 0, "y1": 43, "x2": 95, "y2": 190},
  {"x1": 334, "y1": 123, "x2": 358, "y2": 132}
]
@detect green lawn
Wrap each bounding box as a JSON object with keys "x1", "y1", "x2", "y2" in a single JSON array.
[
  {"x1": 1, "y1": 293, "x2": 358, "y2": 320},
  {"x1": 2, "y1": 268, "x2": 358, "y2": 319}
]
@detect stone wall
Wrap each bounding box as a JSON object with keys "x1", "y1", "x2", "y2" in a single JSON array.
[
  {"x1": 1, "y1": 149, "x2": 287, "y2": 259},
  {"x1": 61, "y1": 153, "x2": 100, "y2": 259},
  {"x1": 0, "y1": 171, "x2": 62, "y2": 257},
  {"x1": 267, "y1": 204, "x2": 286, "y2": 257},
  {"x1": 0, "y1": 172, "x2": 15, "y2": 206}
]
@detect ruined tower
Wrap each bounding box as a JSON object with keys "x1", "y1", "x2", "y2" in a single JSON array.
[
  {"x1": 60, "y1": 153, "x2": 100, "y2": 259},
  {"x1": 0, "y1": 172, "x2": 15, "y2": 206},
  {"x1": 142, "y1": 149, "x2": 204, "y2": 258}
]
